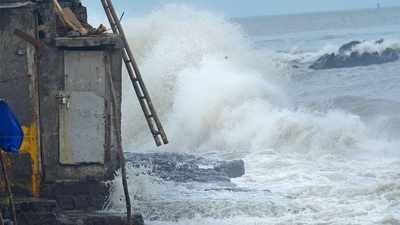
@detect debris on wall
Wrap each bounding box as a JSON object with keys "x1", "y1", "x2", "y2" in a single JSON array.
[{"x1": 53, "y1": 0, "x2": 107, "y2": 37}]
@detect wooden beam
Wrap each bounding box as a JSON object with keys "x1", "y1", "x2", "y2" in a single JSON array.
[
  {"x1": 14, "y1": 29, "x2": 44, "y2": 50},
  {"x1": 0, "y1": 211, "x2": 4, "y2": 225},
  {"x1": 62, "y1": 7, "x2": 88, "y2": 35},
  {"x1": 52, "y1": 0, "x2": 88, "y2": 35}
]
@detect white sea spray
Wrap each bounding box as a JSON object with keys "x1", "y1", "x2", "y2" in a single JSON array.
[{"x1": 106, "y1": 5, "x2": 400, "y2": 225}]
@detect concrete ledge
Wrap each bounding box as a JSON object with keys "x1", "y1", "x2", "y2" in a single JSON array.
[
  {"x1": 41, "y1": 181, "x2": 110, "y2": 211},
  {"x1": 55, "y1": 35, "x2": 121, "y2": 48},
  {"x1": 59, "y1": 211, "x2": 144, "y2": 225},
  {"x1": 1, "y1": 198, "x2": 144, "y2": 225}
]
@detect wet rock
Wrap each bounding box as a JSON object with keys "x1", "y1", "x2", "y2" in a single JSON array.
[
  {"x1": 292, "y1": 64, "x2": 300, "y2": 69},
  {"x1": 214, "y1": 160, "x2": 245, "y2": 178},
  {"x1": 125, "y1": 152, "x2": 245, "y2": 183},
  {"x1": 204, "y1": 187, "x2": 252, "y2": 192},
  {"x1": 310, "y1": 40, "x2": 400, "y2": 70},
  {"x1": 338, "y1": 40, "x2": 361, "y2": 54}
]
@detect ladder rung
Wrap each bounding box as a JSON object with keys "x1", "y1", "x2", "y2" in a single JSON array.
[
  {"x1": 152, "y1": 132, "x2": 161, "y2": 136},
  {"x1": 146, "y1": 114, "x2": 154, "y2": 119}
]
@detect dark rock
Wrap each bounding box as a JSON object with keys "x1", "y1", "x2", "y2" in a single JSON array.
[
  {"x1": 292, "y1": 64, "x2": 300, "y2": 69},
  {"x1": 310, "y1": 40, "x2": 400, "y2": 70},
  {"x1": 132, "y1": 213, "x2": 145, "y2": 225},
  {"x1": 204, "y1": 187, "x2": 251, "y2": 192},
  {"x1": 376, "y1": 38, "x2": 384, "y2": 44},
  {"x1": 215, "y1": 160, "x2": 245, "y2": 178},
  {"x1": 125, "y1": 152, "x2": 245, "y2": 183},
  {"x1": 338, "y1": 40, "x2": 361, "y2": 54}
]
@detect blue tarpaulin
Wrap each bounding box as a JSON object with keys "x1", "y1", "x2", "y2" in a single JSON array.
[{"x1": 0, "y1": 99, "x2": 24, "y2": 153}]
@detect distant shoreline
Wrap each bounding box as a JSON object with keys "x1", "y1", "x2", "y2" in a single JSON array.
[
  {"x1": 233, "y1": 6, "x2": 400, "y2": 21},
  {"x1": 233, "y1": 6, "x2": 400, "y2": 36}
]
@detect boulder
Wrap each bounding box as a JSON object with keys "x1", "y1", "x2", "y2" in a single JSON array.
[
  {"x1": 214, "y1": 160, "x2": 245, "y2": 178},
  {"x1": 310, "y1": 40, "x2": 400, "y2": 70},
  {"x1": 125, "y1": 152, "x2": 245, "y2": 183},
  {"x1": 338, "y1": 40, "x2": 361, "y2": 54}
]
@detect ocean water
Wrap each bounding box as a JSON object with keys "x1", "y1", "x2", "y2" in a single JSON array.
[{"x1": 108, "y1": 6, "x2": 400, "y2": 225}]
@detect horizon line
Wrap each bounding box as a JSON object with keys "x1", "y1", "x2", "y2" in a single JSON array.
[{"x1": 232, "y1": 5, "x2": 400, "y2": 20}]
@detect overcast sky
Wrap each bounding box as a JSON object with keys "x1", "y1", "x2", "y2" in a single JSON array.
[{"x1": 83, "y1": 0, "x2": 400, "y2": 22}]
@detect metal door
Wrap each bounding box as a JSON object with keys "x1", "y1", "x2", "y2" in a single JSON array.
[{"x1": 59, "y1": 51, "x2": 106, "y2": 165}]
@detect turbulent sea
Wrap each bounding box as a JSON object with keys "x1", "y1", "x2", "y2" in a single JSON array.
[{"x1": 108, "y1": 6, "x2": 400, "y2": 225}]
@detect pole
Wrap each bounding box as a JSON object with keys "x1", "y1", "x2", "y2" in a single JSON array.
[
  {"x1": 107, "y1": 74, "x2": 132, "y2": 225},
  {"x1": 0, "y1": 151, "x2": 17, "y2": 225},
  {"x1": 0, "y1": 211, "x2": 4, "y2": 225}
]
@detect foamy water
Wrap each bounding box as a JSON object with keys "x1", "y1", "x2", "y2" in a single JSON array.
[{"x1": 108, "y1": 6, "x2": 400, "y2": 225}]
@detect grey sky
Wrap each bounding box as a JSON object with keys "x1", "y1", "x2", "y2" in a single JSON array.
[{"x1": 83, "y1": 0, "x2": 400, "y2": 22}]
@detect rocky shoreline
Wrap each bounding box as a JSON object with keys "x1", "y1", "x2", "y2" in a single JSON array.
[
  {"x1": 310, "y1": 39, "x2": 400, "y2": 70},
  {"x1": 125, "y1": 152, "x2": 245, "y2": 183}
]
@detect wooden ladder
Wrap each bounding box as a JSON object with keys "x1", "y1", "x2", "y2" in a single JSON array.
[{"x1": 101, "y1": 0, "x2": 168, "y2": 146}]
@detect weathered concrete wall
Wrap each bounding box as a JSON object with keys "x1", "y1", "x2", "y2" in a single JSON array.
[
  {"x1": 0, "y1": 0, "x2": 123, "y2": 202},
  {"x1": 0, "y1": 3, "x2": 42, "y2": 197},
  {"x1": 0, "y1": 7, "x2": 35, "y2": 125},
  {"x1": 0, "y1": 3, "x2": 41, "y2": 196}
]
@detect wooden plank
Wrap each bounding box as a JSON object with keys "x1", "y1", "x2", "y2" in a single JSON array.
[
  {"x1": 52, "y1": 0, "x2": 68, "y2": 26},
  {"x1": 63, "y1": 7, "x2": 88, "y2": 35},
  {"x1": 52, "y1": 0, "x2": 88, "y2": 35}
]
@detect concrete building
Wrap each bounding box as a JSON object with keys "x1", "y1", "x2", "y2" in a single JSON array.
[{"x1": 0, "y1": 0, "x2": 124, "y2": 215}]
